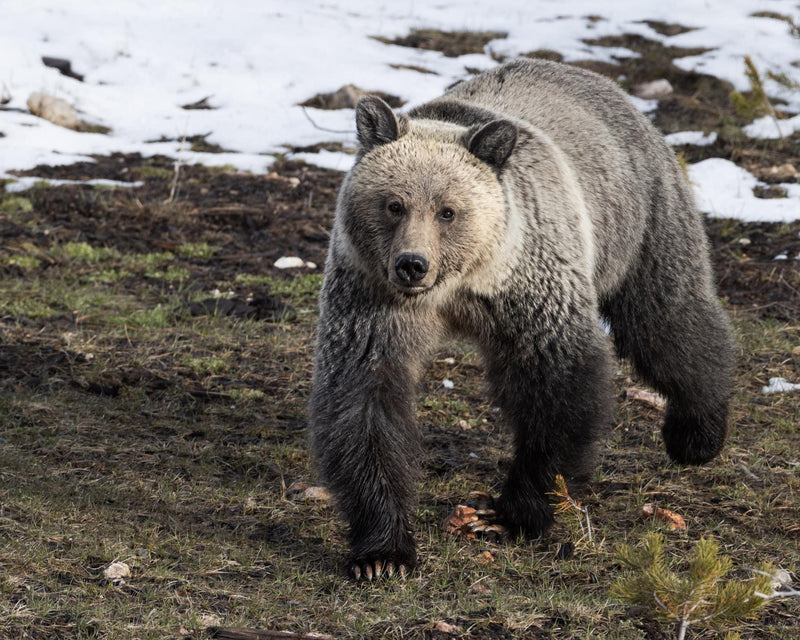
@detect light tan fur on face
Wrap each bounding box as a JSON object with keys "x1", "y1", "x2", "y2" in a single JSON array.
[{"x1": 342, "y1": 119, "x2": 510, "y2": 301}]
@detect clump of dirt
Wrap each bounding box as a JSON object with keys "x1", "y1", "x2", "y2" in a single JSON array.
[
  {"x1": 582, "y1": 34, "x2": 711, "y2": 61},
  {"x1": 300, "y1": 85, "x2": 404, "y2": 110},
  {"x1": 520, "y1": 49, "x2": 564, "y2": 62},
  {"x1": 389, "y1": 63, "x2": 438, "y2": 75},
  {"x1": 637, "y1": 20, "x2": 698, "y2": 37},
  {"x1": 181, "y1": 96, "x2": 216, "y2": 110},
  {"x1": 753, "y1": 184, "x2": 789, "y2": 199},
  {"x1": 286, "y1": 141, "x2": 353, "y2": 155},
  {"x1": 8, "y1": 153, "x2": 339, "y2": 274},
  {"x1": 374, "y1": 29, "x2": 507, "y2": 58}
]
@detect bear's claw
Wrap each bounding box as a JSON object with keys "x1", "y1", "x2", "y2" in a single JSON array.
[{"x1": 349, "y1": 559, "x2": 408, "y2": 581}]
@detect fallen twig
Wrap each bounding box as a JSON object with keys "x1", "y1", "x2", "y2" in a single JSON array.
[{"x1": 208, "y1": 627, "x2": 336, "y2": 640}]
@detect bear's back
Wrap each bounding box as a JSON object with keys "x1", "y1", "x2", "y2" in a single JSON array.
[{"x1": 420, "y1": 59, "x2": 692, "y2": 297}]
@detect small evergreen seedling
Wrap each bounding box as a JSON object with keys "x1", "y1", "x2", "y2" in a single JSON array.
[
  {"x1": 612, "y1": 533, "x2": 774, "y2": 640},
  {"x1": 549, "y1": 474, "x2": 593, "y2": 544},
  {"x1": 729, "y1": 56, "x2": 770, "y2": 120},
  {"x1": 729, "y1": 56, "x2": 783, "y2": 138}
]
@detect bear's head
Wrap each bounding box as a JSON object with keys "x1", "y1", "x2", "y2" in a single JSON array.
[{"x1": 337, "y1": 96, "x2": 518, "y2": 298}]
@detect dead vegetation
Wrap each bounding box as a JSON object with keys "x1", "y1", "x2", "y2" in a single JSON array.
[{"x1": 373, "y1": 29, "x2": 508, "y2": 58}]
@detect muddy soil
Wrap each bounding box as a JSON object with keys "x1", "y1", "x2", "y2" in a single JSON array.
[{"x1": 5, "y1": 153, "x2": 799, "y2": 320}]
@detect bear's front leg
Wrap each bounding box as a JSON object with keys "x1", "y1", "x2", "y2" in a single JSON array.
[
  {"x1": 485, "y1": 311, "x2": 613, "y2": 539},
  {"x1": 309, "y1": 270, "x2": 435, "y2": 580}
]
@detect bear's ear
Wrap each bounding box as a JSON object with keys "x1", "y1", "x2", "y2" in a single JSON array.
[
  {"x1": 355, "y1": 96, "x2": 404, "y2": 153},
  {"x1": 466, "y1": 119, "x2": 518, "y2": 171}
]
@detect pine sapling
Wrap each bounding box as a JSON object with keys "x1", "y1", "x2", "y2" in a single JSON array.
[
  {"x1": 548, "y1": 474, "x2": 593, "y2": 545},
  {"x1": 612, "y1": 533, "x2": 776, "y2": 640},
  {"x1": 729, "y1": 56, "x2": 783, "y2": 138}
]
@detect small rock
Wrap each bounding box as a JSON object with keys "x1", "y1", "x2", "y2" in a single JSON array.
[
  {"x1": 738, "y1": 237, "x2": 752, "y2": 246},
  {"x1": 771, "y1": 568, "x2": 793, "y2": 590},
  {"x1": 301, "y1": 85, "x2": 404, "y2": 110},
  {"x1": 285, "y1": 481, "x2": 332, "y2": 501},
  {"x1": 434, "y1": 621, "x2": 461, "y2": 634},
  {"x1": 274, "y1": 256, "x2": 306, "y2": 269},
  {"x1": 27, "y1": 92, "x2": 81, "y2": 129},
  {"x1": 265, "y1": 171, "x2": 301, "y2": 188},
  {"x1": 633, "y1": 79, "x2": 673, "y2": 100},
  {"x1": 442, "y1": 378, "x2": 454, "y2": 389},
  {"x1": 103, "y1": 561, "x2": 131, "y2": 584}
]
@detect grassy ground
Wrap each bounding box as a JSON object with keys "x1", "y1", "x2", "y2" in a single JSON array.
[{"x1": 2, "y1": 23, "x2": 800, "y2": 640}]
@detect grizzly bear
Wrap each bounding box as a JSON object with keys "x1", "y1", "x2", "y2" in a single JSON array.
[{"x1": 309, "y1": 58, "x2": 733, "y2": 580}]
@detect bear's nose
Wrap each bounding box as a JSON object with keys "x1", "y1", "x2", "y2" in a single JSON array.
[{"x1": 394, "y1": 253, "x2": 429, "y2": 284}]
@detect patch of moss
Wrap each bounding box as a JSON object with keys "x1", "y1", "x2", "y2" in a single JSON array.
[
  {"x1": 5, "y1": 254, "x2": 41, "y2": 270},
  {"x1": 0, "y1": 196, "x2": 33, "y2": 214},
  {"x1": 130, "y1": 166, "x2": 173, "y2": 180},
  {"x1": 56, "y1": 241, "x2": 119, "y2": 263},
  {"x1": 145, "y1": 265, "x2": 190, "y2": 282},
  {"x1": 175, "y1": 242, "x2": 219, "y2": 260}
]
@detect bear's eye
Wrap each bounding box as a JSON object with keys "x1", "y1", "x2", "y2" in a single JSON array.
[
  {"x1": 387, "y1": 201, "x2": 404, "y2": 215},
  {"x1": 438, "y1": 207, "x2": 455, "y2": 222}
]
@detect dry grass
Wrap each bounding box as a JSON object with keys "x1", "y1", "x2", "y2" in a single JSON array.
[{"x1": 1, "y1": 241, "x2": 798, "y2": 639}]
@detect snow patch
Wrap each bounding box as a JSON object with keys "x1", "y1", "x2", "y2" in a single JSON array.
[
  {"x1": 4, "y1": 176, "x2": 143, "y2": 192},
  {"x1": 689, "y1": 159, "x2": 800, "y2": 222},
  {"x1": 762, "y1": 377, "x2": 800, "y2": 394},
  {"x1": 664, "y1": 131, "x2": 718, "y2": 147},
  {"x1": 1, "y1": 1, "x2": 799, "y2": 222},
  {"x1": 744, "y1": 114, "x2": 800, "y2": 140}
]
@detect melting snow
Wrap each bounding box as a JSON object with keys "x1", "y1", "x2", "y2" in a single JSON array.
[{"x1": 1, "y1": 0, "x2": 799, "y2": 222}]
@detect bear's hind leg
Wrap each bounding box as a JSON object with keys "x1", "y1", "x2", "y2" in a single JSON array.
[{"x1": 602, "y1": 237, "x2": 734, "y2": 464}]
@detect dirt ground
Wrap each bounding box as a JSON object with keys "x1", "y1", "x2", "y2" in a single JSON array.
[{"x1": 1, "y1": 27, "x2": 800, "y2": 640}]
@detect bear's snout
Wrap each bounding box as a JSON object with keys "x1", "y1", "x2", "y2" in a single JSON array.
[{"x1": 394, "y1": 253, "x2": 429, "y2": 286}]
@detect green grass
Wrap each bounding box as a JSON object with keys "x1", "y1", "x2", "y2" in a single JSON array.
[
  {"x1": 1, "y1": 151, "x2": 798, "y2": 638},
  {"x1": 1, "y1": 255, "x2": 798, "y2": 638},
  {"x1": 175, "y1": 242, "x2": 219, "y2": 260},
  {"x1": 55, "y1": 241, "x2": 120, "y2": 263}
]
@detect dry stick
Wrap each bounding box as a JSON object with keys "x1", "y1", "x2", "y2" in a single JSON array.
[
  {"x1": 749, "y1": 568, "x2": 800, "y2": 600},
  {"x1": 166, "y1": 132, "x2": 187, "y2": 204},
  {"x1": 209, "y1": 628, "x2": 336, "y2": 640},
  {"x1": 301, "y1": 106, "x2": 352, "y2": 134}
]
